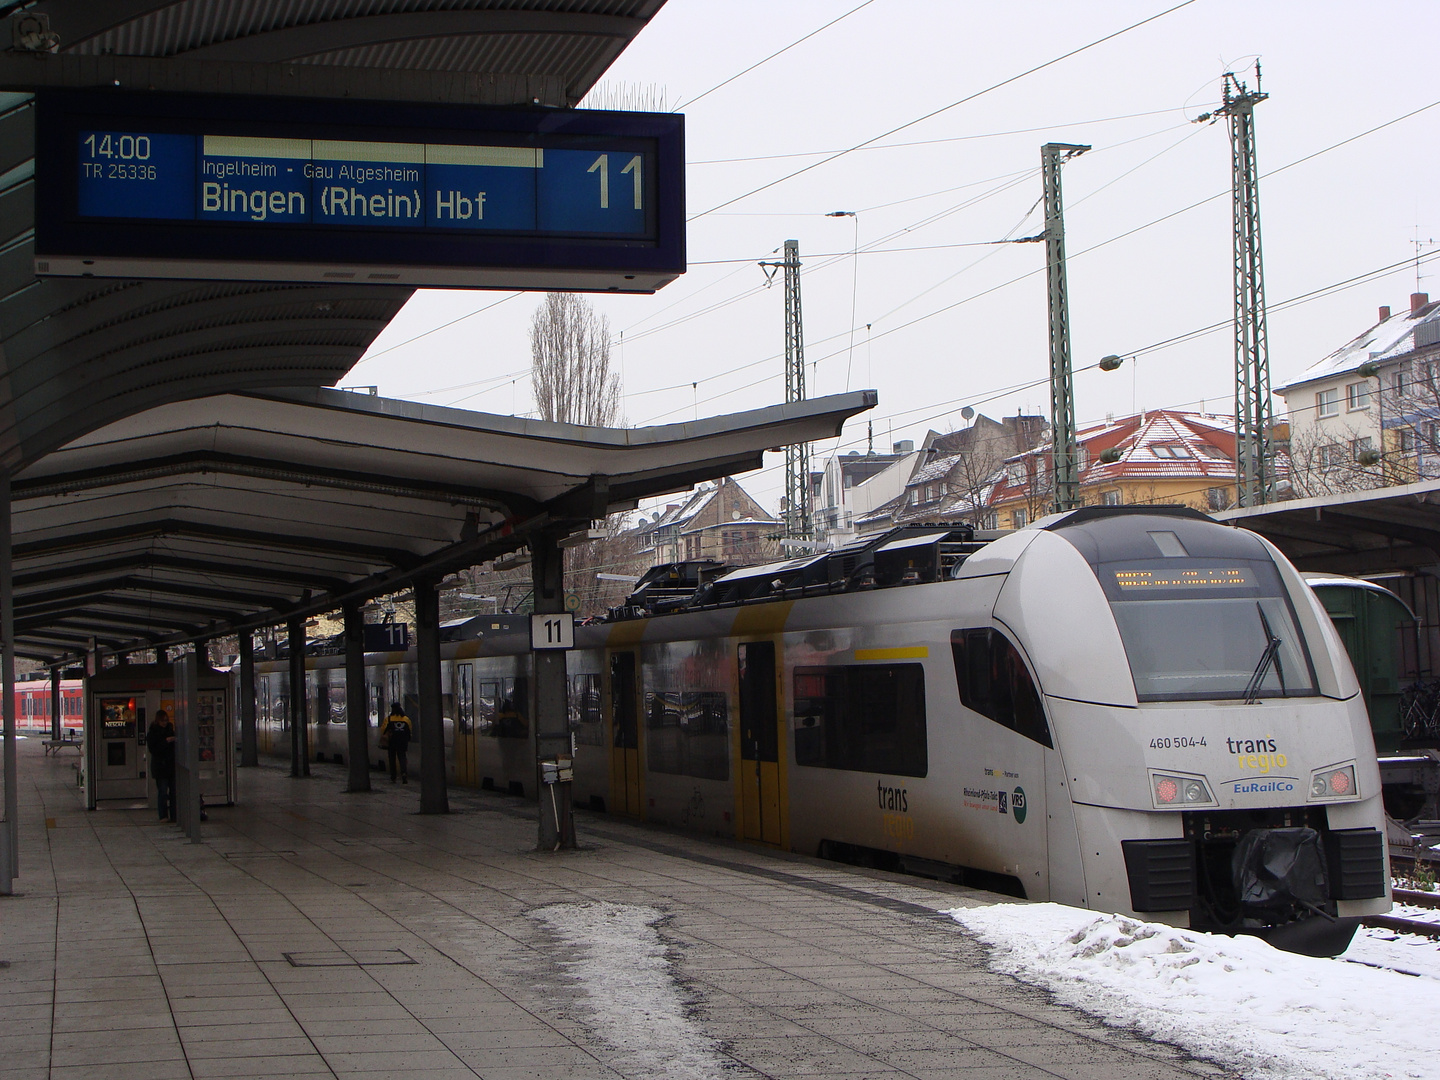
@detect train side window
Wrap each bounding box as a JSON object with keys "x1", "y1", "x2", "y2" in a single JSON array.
[
  {"x1": 793, "y1": 664, "x2": 927, "y2": 777},
  {"x1": 951, "y1": 628, "x2": 1052, "y2": 748},
  {"x1": 645, "y1": 690, "x2": 729, "y2": 780},
  {"x1": 570, "y1": 674, "x2": 604, "y2": 745},
  {"x1": 457, "y1": 663, "x2": 474, "y2": 734},
  {"x1": 476, "y1": 680, "x2": 500, "y2": 735},
  {"x1": 489, "y1": 676, "x2": 529, "y2": 739}
]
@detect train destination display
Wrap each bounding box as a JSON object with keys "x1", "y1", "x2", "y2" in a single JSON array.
[{"x1": 37, "y1": 91, "x2": 685, "y2": 292}]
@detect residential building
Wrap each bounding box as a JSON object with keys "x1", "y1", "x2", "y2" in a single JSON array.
[
  {"x1": 989, "y1": 410, "x2": 1239, "y2": 529},
  {"x1": 850, "y1": 415, "x2": 1047, "y2": 536},
  {"x1": 636, "y1": 476, "x2": 781, "y2": 565},
  {"x1": 1277, "y1": 292, "x2": 1440, "y2": 494},
  {"x1": 810, "y1": 444, "x2": 910, "y2": 543}
]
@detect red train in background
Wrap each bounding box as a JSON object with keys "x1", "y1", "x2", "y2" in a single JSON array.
[{"x1": 14, "y1": 676, "x2": 84, "y2": 731}]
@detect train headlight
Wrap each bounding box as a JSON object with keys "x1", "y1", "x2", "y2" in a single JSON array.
[
  {"x1": 1150, "y1": 771, "x2": 1214, "y2": 808},
  {"x1": 1309, "y1": 763, "x2": 1357, "y2": 800}
]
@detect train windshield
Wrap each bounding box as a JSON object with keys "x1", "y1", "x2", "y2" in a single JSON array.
[{"x1": 1097, "y1": 557, "x2": 1317, "y2": 701}]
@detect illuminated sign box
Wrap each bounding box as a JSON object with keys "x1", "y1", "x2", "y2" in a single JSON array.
[{"x1": 35, "y1": 90, "x2": 685, "y2": 293}]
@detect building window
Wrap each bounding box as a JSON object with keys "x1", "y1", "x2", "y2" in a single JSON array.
[
  {"x1": 1346, "y1": 382, "x2": 1371, "y2": 411},
  {"x1": 1007, "y1": 462, "x2": 1026, "y2": 484},
  {"x1": 1351, "y1": 436, "x2": 1374, "y2": 461},
  {"x1": 1318, "y1": 442, "x2": 1345, "y2": 468},
  {"x1": 1152, "y1": 444, "x2": 1192, "y2": 459},
  {"x1": 1011, "y1": 508, "x2": 1028, "y2": 529},
  {"x1": 1400, "y1": 428, "x2": 1417, "y2": 452},
  {"x1": 1101, "y1": 489, "x2": 1122, "y2": 506},
  {"x1": 1206, "y1": 487, "x2": 1230, "y2": 512},
  {"x1": 1316, "y1": 388, "x2": 1339, "y2": 418},
  {"x1": 1391, "y1": 366, "x2": 1409, "y2": 396}
]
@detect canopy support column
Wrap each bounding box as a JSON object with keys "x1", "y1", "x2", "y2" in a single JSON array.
[
  {"x1": 531, "y1": 528, "x2": 574, "y2": 851},
  {"x1": 288, "y1": 617, "x2": 309, "y2": 777},
  {"x1": 0, "y1": 473, "x2": 16, "y2": 893},
  {"x1": 344, "y1": 603, "x2": 370, "y2": 793},
  {"x1": 49, "y1": 666, "x2": 61, "y2": 742},
  {"x1": 238, "y1": 631, "x2": 257, "y2": 767},
  {"x1": 415, "y1": 577, "x2": 447, "y2": 813}
]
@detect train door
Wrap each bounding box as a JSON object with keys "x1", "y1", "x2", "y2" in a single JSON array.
[
  {"x1": 737, "y1": 641, "x2": 782, "y2": 845},
  {"x1": 609, "y1": 651, "x2": 643, "y2": 816},
  {"x1": 454, "y1": 662, "x2": 476, "y2": 786}
]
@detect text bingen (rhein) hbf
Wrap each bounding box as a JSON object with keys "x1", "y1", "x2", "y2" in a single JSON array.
[{"x1": 77, "y1": 132, "x2": 647, "y2": 236}]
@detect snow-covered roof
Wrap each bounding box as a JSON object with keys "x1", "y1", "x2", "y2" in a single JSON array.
[
  {"x1": 907, "y1": 454, "x2": 960, "y2": 486},
  {"x1": 1279, "y1": 300, "x2": 1440, "y2": 392},
  {"x1": 995, "y1": 409, "x2": 1238, "y2": 491}
]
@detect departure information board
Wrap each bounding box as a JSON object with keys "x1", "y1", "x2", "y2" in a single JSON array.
[{"x1": 37, "y1": 90, "x2": 685, "y2": 292}]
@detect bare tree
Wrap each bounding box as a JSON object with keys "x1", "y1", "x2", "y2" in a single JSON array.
[
  {"x1": 1283, "y1": 421, "x2": 1384, "y2": 498},
  {"x1": 530, "y1": 293, "x2": 621, "y2": 426}
]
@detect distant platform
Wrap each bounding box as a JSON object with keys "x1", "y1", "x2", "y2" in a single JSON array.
[{"x1": 2, "y1": 740, "x2": 1236, "y2": 1079}]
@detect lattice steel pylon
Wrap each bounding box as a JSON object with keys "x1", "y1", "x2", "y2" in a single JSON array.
[
  {"x1": 762, "y1": 240, "x2": 811, "y2": 539},
  {"x1": 1043, "y1": 143, "x2": 1089, "y2": 513},
  {"x1": 1205, "y1": 67, "x2": 1272, "y2": 507}
]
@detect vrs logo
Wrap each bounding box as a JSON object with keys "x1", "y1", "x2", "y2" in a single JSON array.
[{"x1": 1012, "y1": 787, "x2": 1027, "y2": 824}]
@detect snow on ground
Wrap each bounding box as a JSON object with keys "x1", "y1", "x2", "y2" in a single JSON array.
[
  {"x1": 949, "y1": 902, "x2": 1438, "y2": 1080},
  {"x1": 1342, "y1": 922, "x2": 1440, "y2": 980},
  {"x1": 530, "y1": 901, "x2": 729, "y2": 1080}
]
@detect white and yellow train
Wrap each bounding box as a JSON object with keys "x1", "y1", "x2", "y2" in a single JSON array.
[{"x1": 255, "y1": 506, "x2": 1390, "y2": 955}]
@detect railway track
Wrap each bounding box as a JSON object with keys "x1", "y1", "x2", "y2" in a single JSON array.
[
  {"x1": 1360, "y1": 913, "x2": 1440, "y2": 939},
  {"x1": 1356, "y1": 887, "x2": 1440, "y2": 939}
]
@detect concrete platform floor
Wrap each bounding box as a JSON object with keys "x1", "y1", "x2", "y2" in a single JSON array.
[{"x1": 1, "y1": 739, "x2": 1237, "y2": 1080}]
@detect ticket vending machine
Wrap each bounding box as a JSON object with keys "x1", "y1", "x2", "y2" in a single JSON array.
[{"x1": 85, "y1": 664, "x2": 235, "y2": 810}]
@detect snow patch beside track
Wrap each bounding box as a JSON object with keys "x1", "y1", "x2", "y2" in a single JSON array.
[{"x1": 949, "y1": 901, "x2": 1436, "y2": 1080}]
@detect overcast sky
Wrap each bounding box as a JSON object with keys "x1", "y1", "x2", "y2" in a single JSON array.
[{"x1": 349, "y1": 0, "x2": 1440, "y2": 513}]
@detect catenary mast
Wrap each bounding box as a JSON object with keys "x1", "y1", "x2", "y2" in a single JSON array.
[
  {"x1": 762, "y1": 240, "x2": 811, "y2": 539},
  {"x1": 1043, "y1": 143, "x2": 1089, "y2": 513},
  {"x1": 1201, "y1": 65, "x2": 1272, "y2": 507}
]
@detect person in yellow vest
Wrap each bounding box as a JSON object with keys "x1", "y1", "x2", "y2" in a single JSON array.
[{"x1": 379, "y1": 703, "x2": 412, "y2": 784}]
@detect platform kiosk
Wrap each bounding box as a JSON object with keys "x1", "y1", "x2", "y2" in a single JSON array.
[{"x1": 84, "y1": 663, "x2": 235, "y2": 811}]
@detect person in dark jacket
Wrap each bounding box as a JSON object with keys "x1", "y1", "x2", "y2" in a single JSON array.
[
  {"x1": 379, "y1": 703, "x2": 412, "y2": 784},
  {"x1": 146, "y1": 709, "x2": 176, "y2": 822}
]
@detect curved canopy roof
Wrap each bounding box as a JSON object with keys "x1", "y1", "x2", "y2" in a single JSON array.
[
  {"x1": 0, "y1": 0, "x2": 666, "y2": 469},
  {"x1": 11, "y1": 385, "x2": 875, "y2": 662},
  {"x1": 1220, "y1": 479, "x2": 1440, "y2": 577}
]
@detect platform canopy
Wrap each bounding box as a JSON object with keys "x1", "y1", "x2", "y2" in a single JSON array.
[
  {"x1": 0, "y1": 0, "x2": 667, "y2": 471},
  {"x1": 1219, "y1": 478, "x2": 1440, "y2": 575},
  {"x1": 9, "y1": 385, "x2": 875, "y2": 662}
]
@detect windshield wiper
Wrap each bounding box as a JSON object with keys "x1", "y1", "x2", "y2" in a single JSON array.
[{"x1": 1243, "y1": 603, "x2": 1284, "y2": 704}]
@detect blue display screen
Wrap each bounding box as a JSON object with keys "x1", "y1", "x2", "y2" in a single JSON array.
[
  {"x1": 76, "y1": 131, "x2": 652, "y2": 237},
  {"x1": 37, "y1": 90, "x2": 684, "y2": 291}
]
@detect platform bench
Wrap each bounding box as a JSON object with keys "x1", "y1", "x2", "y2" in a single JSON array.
[{"x1": 43, "y1": 731, "x2": 82, "y2": 756}]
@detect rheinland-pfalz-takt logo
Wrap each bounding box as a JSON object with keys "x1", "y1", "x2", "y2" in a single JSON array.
[{"x1": 963, "y1": 784, "x2": 1026, "y2": 822}]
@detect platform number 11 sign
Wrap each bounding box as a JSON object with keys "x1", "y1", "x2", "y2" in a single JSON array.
[{"x1": 531, "y1": 612, "x2": 575, "y2": 651}]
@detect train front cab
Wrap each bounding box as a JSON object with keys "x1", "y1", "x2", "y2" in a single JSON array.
[{"x1": 1008, "y1": 509, "x2": 1390, "y2": 956}]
